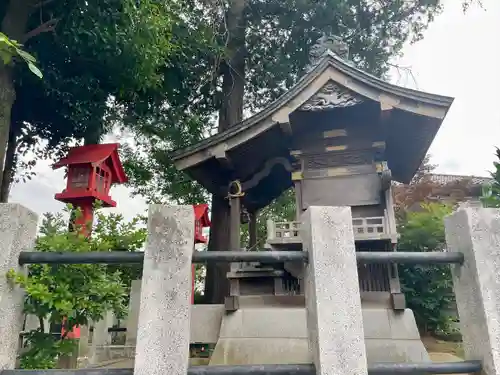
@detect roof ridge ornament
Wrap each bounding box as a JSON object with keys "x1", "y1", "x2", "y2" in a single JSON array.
[{"x1": 306, "y1": 34, "x2": 349, "y2": 72}]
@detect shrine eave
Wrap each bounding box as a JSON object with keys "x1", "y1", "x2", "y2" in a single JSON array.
[
  {"x1": 171, "y1": 52, "x2": 453, "y2": 206},
  {"x1": 171, "y1": 52, "x2": 453, "y2": 175}
]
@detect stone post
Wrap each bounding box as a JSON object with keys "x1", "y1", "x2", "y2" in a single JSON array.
[
  {"x1": 125, "y1": 279, "x2": 142, "y2": 346},
  {"x1": 134, "y1": 205, "x2": 194, "y2": 375},
  {"x1": 445, "y1": 207, "x2": 500, "y2": 375},
  {"x1": 301, "y1": 206, "x2": 368, "y2": 375},
  {"x1": 78, "y1": 325, "x2": 90, "y2": 358},
  {"x1": 24, "y1": 314, "x2": 41, "y2": 332},
  {"x1": 89, "y1": 311, "x2": 113, "y2": 364},
  {"x1": 0, "y1": 204, "x2": 38, "y2": 370}
]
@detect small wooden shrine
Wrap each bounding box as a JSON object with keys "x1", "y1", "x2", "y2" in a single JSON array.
[
  {"x1": 53, "y1": 143, "x2": 128, "y2": 232},
  {"x1": 194, "y1": 203, "x2": 211, "y2": 244},
  {"x1": 171, "y1": 35, "x2": 453, "y2": 311}
]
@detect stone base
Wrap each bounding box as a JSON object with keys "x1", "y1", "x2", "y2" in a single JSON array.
[
  {"x1": 209, "y1": 307, "x2": 428, "y2": 365},
  {"x1": 89, "y1": 345, "x2": 136, "y2": 365}
]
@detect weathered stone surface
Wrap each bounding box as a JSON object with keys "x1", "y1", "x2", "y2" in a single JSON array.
[
  {"x1": 210, "y1": 337, "x2": 311, "y2": 365},
  {"x1": 445, "y1": 207, "x2": 500, "y2": 375},
  {"x1": 217, "y1": 307, "x2": 308, "y2": 339},
  {"x1": 133, "y1": 205, "x2": 194, "y2": 375},
  {"x1": 0, "y1": 204, "x2": 38, "y2": 370},
  {"x1": 209, "y1": 306, "x2": 427, "y2": 365},
  {"x1": 302, "y1": 206, "x2": 368, "y2": 375},
  {"x1": 190, "y1": 305, "x2": 224, "y2": 343}
]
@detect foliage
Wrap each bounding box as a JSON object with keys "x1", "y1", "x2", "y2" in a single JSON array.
[
  {"x1": 481, "y1": 147, "x2": 500, "y2": 208},
  {"x1": 398, "y1": 202, "x2": 456, "y2": 334},
  {"x1": 7, "y1": 206, "x2": 146, "y2": 369},
  {"x1": 0, "y1": 32, "x2": 42, "y2": 78},
  {"x1": 393, "y1": 155, "x2": 483, "y2": 221},
  {"x1": 123, "y1": 1, "x2": 479, "y2": 203},
  {"x1": 240, "y1": 189, "x2": 296, "y2": 250},
  {"x1": 1, "y1": 0, "x2": 215, "y2": 198}
]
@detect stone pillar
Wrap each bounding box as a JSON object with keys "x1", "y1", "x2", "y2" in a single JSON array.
[
  {"x1": 301, "y1": 206, "x2": 368, "y2": 375},
  {"x1": 24, "y1": 314, "x2": 40, "y2": 332},
  {"x1": 78, "y1": 325, "x2": 90, "y2": 358},
  {"x1": 445, "y1": 207, "x2": 500, "y2": 375},
  {"x1": 89, "y1": 311, "x2": 113, "y2": 364},
  {"x1": 125, "y1": 279, "x2": 142, "y2": 346},
  {"x1": 134, "y1": 205, "x2": 194, "y2": 375},
  {"x1": 0, "y1": 204, "x2": 38, "y2": 369}
]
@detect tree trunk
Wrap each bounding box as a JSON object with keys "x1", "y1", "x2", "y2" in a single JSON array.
[
  {"x1": 83, "y1": 125, "x2": 103, "y2": 145},
  {"x1": 0, "y1": 123, "x2": 18, "y2": 202},
  {"x1": 0, "y1": 68, "x2": 16, "y2": 193},
  {"x1": 0, "y1": 0, "x2": 36, "y2": 193},
  {"x1": 204, "y1": 196, "x2": 231, "y2": 303},
  {"x1": 203, "y1": 0, "x2": 247, "y2": 304}
]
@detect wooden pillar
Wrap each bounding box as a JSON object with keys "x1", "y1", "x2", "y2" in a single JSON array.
[{"x1": 248, "y1": 210, "x2": 258, "y2": 250}]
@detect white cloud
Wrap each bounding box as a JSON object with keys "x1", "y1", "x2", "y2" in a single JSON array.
[{"x1": 10, "y1": 0, "x2": 500, "y2": 221}]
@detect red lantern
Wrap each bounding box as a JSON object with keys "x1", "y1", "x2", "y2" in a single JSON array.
[{"x1": 53, "y1": 143, "x2": 128, "y2": 235}]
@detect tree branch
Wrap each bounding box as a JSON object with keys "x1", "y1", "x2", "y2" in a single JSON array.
[
  {"x1": 32, "y1": 0, "x2": 55, "y2": 8},
  {"x1": 23, "y1": 17, "x2": 59, "y2": 42},
  {"x1": 38, "y1": 316, "x2": 45, "y2": 333}
]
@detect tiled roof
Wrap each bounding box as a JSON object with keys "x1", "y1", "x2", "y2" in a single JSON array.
[{"x1": 427, "y1": 174, "x2": 493, "y2": 185}]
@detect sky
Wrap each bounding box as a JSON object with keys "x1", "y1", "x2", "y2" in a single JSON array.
[{"x1": 8, "y1": 0, "x2": 500, "y2": 223}]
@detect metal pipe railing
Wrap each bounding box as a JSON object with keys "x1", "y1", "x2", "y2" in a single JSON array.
[
  {"x1": 0, "y1": 360, "x2": 482, "y2": 375},
  {"x1": 18, "y1": 251, "x2": 307, "y2": 265},
  {"x1": 18, "y1": 250, "x2": 463, "y2": 266},
  {"x1": 356, "y1": 251, "x2": 464, "y2": 265}
]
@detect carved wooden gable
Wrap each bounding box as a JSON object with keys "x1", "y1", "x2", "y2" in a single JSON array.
[{"x1": 299, "y1": 81, "x2": 363, "y2": 111}]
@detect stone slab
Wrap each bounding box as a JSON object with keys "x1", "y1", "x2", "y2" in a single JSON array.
[
  {"x1": 210, "y1": 306, "x2": 428, "y2": 365},
  {"x1": 190, "y1": 305, "x2": 224, "y2": 343}
]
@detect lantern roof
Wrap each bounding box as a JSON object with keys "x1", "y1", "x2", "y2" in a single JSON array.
[{"x1": 53, "y1": 143, "x2": 128, "y2": 184}]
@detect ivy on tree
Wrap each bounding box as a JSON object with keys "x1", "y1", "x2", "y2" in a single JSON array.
[{"x1": 7, "y1": 206, "x2": 146, "y2": 369}]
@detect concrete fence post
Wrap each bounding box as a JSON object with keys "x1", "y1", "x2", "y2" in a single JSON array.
[
  {"x1": 125, "y1": 279, "x2": 142, "y2": 346},
  {"x1": 134, "y1": 205, "x2": 194, "y2": 375},
  {"x1": 445, "y1": 207, "x2": 500, "y2": 375},
  {"x1": 301, "y1": 206, "x2": 368, "y2": 375},
  {"x1": 0, "y1": 204, "x2": 38, "y2": 369},
  {"x1": 89, "y1": 311, "x2": 114, "y2": 364}
]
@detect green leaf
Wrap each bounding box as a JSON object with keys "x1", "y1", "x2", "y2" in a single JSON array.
[
  {"x1": 0, "y1": 50, "x2": 11, "y2": 65},
  {"x1": 16, "y1": 48, "x2": 37, "y2": 63},
  {"x1": 27, "y1": 62, "x2": 43, "y2": 79},
  {"x1": 12, "y1": 210, "x2": 144, "y2": 369}
]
